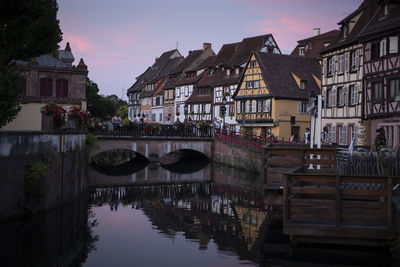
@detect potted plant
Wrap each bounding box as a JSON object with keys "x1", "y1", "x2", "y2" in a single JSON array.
[
  {"x1": 68, "y1": 106, "x2": 91, "y2": 129},
  {"x1": 201, "y1": 110, "x2": 206, "y2": 118},
  {"x1": 41, "y1": 103, "x2": 66, "y2": 131},
  {"x1": 190, "y1": 110, "x2": 194, "y2": 117},
  {"x1": 229, "y1": 111, "x2": 234, "y2": 119},
  {"x1": 223, "y1": 91, "x2": 230, "y2": 97}
]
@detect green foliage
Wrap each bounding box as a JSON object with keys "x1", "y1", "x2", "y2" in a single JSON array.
[
  {"x1": 0, "y1": 0, "x2": 62, "y2": 127},
  {"x1": 0, "y1": 65, "x2": 22, "y2": 127},
  {"x1": 86, "y1": 133, "x2": 99, "y2": 151},
  {"x1": 24, "y1": 160, "x2": 50, "y2": 201},
  {"x1": 86, "y1": 78, "x2": 128, "y2": 119},
  {"x1": 117, "y1": 105, "x2": 128, "y2": 120}
]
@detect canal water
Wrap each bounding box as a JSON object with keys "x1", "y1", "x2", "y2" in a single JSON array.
[{"x1": 0, "y1": 159, "x2": 396, "y2": 266}]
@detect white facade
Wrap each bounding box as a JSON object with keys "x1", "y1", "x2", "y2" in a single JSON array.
[
  {"x1": 174, "y1": 84, "x2": 193, "y2": 122},
  {"x1": 321, "y1": 43, "x2": 365, "y2": 146},
  {"x1": 214, "y1": 84, "x2": 237, "y2": 126},
  {"x1": 151, "y1": 95, "x2": 164, "y2": 123}
]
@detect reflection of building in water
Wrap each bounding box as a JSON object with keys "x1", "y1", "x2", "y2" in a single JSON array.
[
  {"x1": 89, "y1": 181, "x2": 282, "y2": 261},
  {"x1": 235, "y1": 205, "x2": 267, "y2": 251}
]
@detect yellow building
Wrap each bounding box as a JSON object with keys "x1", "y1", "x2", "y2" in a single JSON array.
[{"x1": 234, "y1": 52, "x2": 321, "y2": 142}]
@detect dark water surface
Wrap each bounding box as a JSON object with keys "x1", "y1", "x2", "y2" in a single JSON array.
[{"x1": 1, "y1": 160, "x2": 396, "y2": 266}]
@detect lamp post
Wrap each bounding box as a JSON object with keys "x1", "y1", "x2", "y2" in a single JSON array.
[
  {"x1": 221, "y1": 96, "x2": 227, "y2": 131},
  {"x1": 308, "y1": 91, "x2": 316, "y2": 148}
]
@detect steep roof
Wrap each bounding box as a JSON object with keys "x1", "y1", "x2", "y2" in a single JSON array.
[
  {"x1": 235, "y1": 52, "x2": 321, "y2": 100},
  {"x1": 127, "y1": 49, "x2": 182, "y2": 93},
  {"x1": 186, "y1": 86, "x2": 213, "y2": 104},
  {"x1": 290, "y1": 30, "x2": 340, "y2": 59},
  {"x1": 358, "y1": 0, "x2": 400, "y2": 41},
  {"x1": 322, "y1": 0, "x2": 379, "y2": 53}
]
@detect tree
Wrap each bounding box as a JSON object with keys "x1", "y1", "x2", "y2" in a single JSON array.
[
  {"x1": 86, "y1": 78, "x2": 128, "y2": 119},
  {"x1": 0, "y1": 0, "x2": 62, "y2": 127}
]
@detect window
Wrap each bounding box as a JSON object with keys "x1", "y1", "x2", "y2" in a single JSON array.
[
  {"x1": 389, "y1": 37, "x2": 398, "y2": 54},
  {"x1": 338, "y1": 54, "x2": 344, "y2": 74},
  {"x1": 152, "y1": 113, "x2": 156, "y2": 122},
  {"x1": 241, "y1": 101, "x2": 246, "y2": 114},
  {"x1": 349, "y1": 84, "x2": 358, "y2": 105},
  {"x1": 371, "y1": 42, "x2": 380, "y2": 60},
  {"x1": 299, "y1": 47, "x2": 305, "y2": 56},
  {"x1": 373, "y1": 82, "x2": 383, "y2": 100},
  {"x1": 40, "y1": 78, "x2": 52, "y2": 96},
  {"x1": 344, "y1": 52, "x2": 349, "y2": 72},
  {"x1": 343, "y1": 24, "x2": 349, "y2": 38},
  {"x1": 257, "y1": 100, "x2": 263, "y2": 112},
  {"x1": 328, "y1": 57, "x2": 334, "y2": 76},
  {"x1": 328, "y1": 125, "x2": 336, "y2": 144},
  {"x1": 235, "y1": 68, "x2": 239, "y2": 75},
  {"x1": 226, "y1": 69, "x2": 230, "y2": 76},
  {"x1": 164, "y1": 91, "x2": 168, "y2": 100},
  {"x1": 159, "y1": 113, "x2": 162, "y2": 122},
  {"x1": 349, "y1": 124, "x2": 357, "y2": 143},
  {"x1": 229, "y1": 105, "x2": 234, "y2": 115},
  {"x1": 351, "y1": 50, "x2": 359, "y2": 70},
  {"x1": 380, "y1": 39, "x2": 387, "y2": 57},
  {"x1": 19, "y1": 78, "x2": 27, "y2": 96},
  {"x1": 382, "y1": 4, "x2": 388, "y2": 16},
  {"x1": 389, "y1": 79, "x2": 400, "y2": 98},
  {"x1": 337, "y1": 86, "x2": 344, "y2": 106},
  {"x1": 210, "y1": 69, "x2": 215, "y2": 75},
  {"x1": 246, "y1": 81, "x2": 254, "y2": 88},
  {"x1": 327, "y1": 87, "x2": 336, "y2": 107},
  {"x1": 297, "y1": 102, "x2": 307, "y2": 114},
  {"x1": 254, "y1": 80, "x2": 260, "y2": 88},
  {"x1": 245, "y1": 100, "x2": 250, "y2": 113},
  {"x1": 155, "y1": 97, "x2": 160, "y2": 106},
  {"x1": 251, "y1": 100, "x2": 256, "y2": 113},
  {"x1": 184, "y1": 87, "x2": 189, "y2": 97},
  {"x1": 237, "y1": 101, "x2": 241, "y2": 113},
  {"x1": 338, "y1": 125, "x2": 347, "y2": 145},
  {"x1": 249, "y1": 61, "x2": 256, "y2": 68},
  {"x1": 265, "y1": 99, "x2": 271, "y2": 112},
  {"x1": 176, "y1": 88, "x2": 180, "y2": 98},
  {"x1": 300, "y1": 80, "x2": 306, "y2": 89}
]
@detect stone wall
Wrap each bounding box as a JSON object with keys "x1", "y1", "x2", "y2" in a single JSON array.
[
  {"x1": 213, "y1": 139, "x2": 262, "y2": 173},
  {"x1": 0, "y1": 132, "x2": 87, "y2": 220}
]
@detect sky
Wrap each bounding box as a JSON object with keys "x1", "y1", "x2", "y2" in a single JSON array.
[{"x1": 57, "y1": 0, "x2": 363, "y2": 100}]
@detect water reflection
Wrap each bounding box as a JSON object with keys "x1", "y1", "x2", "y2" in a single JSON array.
[{"x1": 86, "y1": 164, "x2": 282, "y2": 266}]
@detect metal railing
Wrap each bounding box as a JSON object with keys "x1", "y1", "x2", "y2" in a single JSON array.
[{"x1": 93, "y1": 124, "x2": 213, "y2": 138}]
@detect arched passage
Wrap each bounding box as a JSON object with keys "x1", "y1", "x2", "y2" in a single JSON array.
[{"x1": 160, "y1": 149, "x2": 209, "y2": 174}]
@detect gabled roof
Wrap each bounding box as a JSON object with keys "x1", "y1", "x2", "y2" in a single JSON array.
[
  {"x1": 322, "y1": 0, "x2": 379, "y2": 53},
  {"x1": 127, "y1": 49, "x2": 182, "y2": 93},
  {"x1": 358, "y1": 0, "x2": 400, "y2": 41},
  {"x1": 234, "y1": 52, "x2": 321, "y2": 101},
  {"x1": 169, "y1": 50, "x2": 203, "y2": 75},
  {"x1": 290, "y1": 30, "x2": 340, "y2": 59},
  {"x1": 213, "y1": 42, "x2": 240, "y2": 67}
]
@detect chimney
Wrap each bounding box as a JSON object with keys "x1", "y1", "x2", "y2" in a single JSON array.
[
  {"x1": 155, "y1": 57, "x2": 159, "y2": 62},
  {"x1": 203, "y1": 43, "x2": 211, "y2": 51},
  {"x1": 313, "y1": 28, "x2": 321, "y2": 36}
]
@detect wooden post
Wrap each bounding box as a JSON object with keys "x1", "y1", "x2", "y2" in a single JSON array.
[
  {"x1": 283, "y1": 172, "x2": 289, "y2": 228},
  {"x1": 335, "y1": 174, "x2": 341, "y2": 228},
  {"x1": 388, "y1": 177, "x2": 393, "y2": 229}
]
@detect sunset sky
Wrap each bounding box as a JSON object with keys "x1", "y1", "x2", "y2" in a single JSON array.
[{"x1": 57, "y1": 0, "x2": 363, "y2": 99}]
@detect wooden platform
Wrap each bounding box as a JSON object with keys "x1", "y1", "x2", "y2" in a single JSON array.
[{"x1": 283, "y1": 168, "x2": 397, "y2": 246}]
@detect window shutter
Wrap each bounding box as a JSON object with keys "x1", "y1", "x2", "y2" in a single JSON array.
[
  {"x1": 389, "y1": 37, "x2": 399, "y2": 53},
  {"x1": 344, "y1": 87, "x2": 348, "y2": 105},
  {"x1": 332, "y1": 126, "x2": 336, "y2": 143},
  {"x1": 332, "y1": 88, "x2": 337, "y2": 106},
  {"x1": 297, "y1": 102, "x2": 302, "y2": 114},
  {"x1": 236, "y1": 102, "x2": 240, "y2": 113},
  {"x1": 206, "y1": 104, "x2": 210, "y2": 113},
  {"x1": 353, "y1": 84, "x2": 358, "y2": 104},
  {"x1": 323, "y1": 58, "x2": 327, "y2": 77},
  {"x1": 345, "y1": 52, "x2": 349, "y2": 72},
  {"x1": 355, "y1": 50, "x2": 359, "y2": 69},
  {"x1": 354, "y1": 125, "x2": 358, "y2": 143}
]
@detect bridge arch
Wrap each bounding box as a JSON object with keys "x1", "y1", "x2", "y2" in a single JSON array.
[{"x1": 90, "y1": 137, "x2": 213, "y2": 161}]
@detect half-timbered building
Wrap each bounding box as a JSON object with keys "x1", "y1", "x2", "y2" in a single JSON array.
[
  {"x1": 234, "y1": 52, "x2": 321, "y2": 141},
  {"x1": 173, "y1": 44, "x2": 215, "y2": 123},
  {"x1": 358, "y1": 0, "x2": 400, "y2": 149},
  {"x1": 213, "y1": 35, "x2": 281, "y2": 131},
  {"x1": 127, "y1": 50, "x2": 182, "y2": 122},
  {"x1": 321, "y1": 0, "x2": 378, "y2": 146}
]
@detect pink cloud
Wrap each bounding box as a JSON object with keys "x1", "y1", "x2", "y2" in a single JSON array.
[{"x1": 62, "y1": 32, "x2": 97, "y2": 52}]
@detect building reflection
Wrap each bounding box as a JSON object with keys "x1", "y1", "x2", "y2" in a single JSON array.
[{"x1": 89, "y1": 170, "x2": 282, "y2": 261}]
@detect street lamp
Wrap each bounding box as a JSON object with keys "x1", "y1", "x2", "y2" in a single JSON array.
[{"x1": 221, "y1": 95, "x2": 227, "y2": 131}]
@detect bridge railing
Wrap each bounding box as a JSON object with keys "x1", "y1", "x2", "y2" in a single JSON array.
[
  {"x1": 93, "y1": 124, "x2": 213, "y2": 138},
  {"x1": 214, "y1": 128, "x2": 293, "y2": 151}
]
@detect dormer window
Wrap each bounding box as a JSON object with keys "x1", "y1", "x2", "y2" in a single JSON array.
[
  {"x1": 382, "y1": 4, "x2": 389, "y2": 16},
  {"x1": 226, "y1": 69, "x2": 230, "y2": 76},
  {"x1": 308, "y1": 42, "x2": 312, "y2": 50},
  {"x1": 324, "y1": 42, "x2": 330, "y2": 47},
  {"x1": 299, "y1": 47, "x2": 305, "y2": 56},
  {"x1": 209, "y1": 68, "x2": 215, "y2": 75},
  {"x1": 300, "y1": 80, "x2": 307, "y2": 89},
  {"x1": 235, "y1": 68, "x2": 239, "y2": 75},
  {"x1": 343, "y1": 24, "x2": 349, "y2": 38}
]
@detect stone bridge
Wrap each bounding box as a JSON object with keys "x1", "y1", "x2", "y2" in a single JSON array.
[{"x1": 91, "y1": 136, "x2": 214, "y2": 160}]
